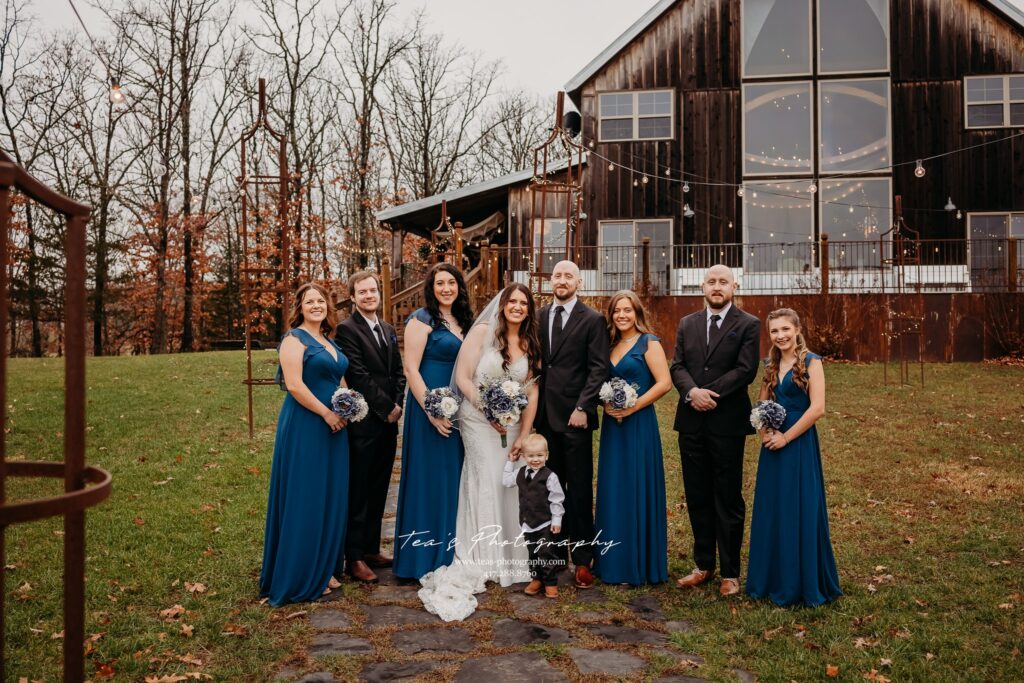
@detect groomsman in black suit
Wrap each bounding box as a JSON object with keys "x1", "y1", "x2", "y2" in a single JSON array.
[
  {"x1": 671, "y1": 264, "x2": 760, "y2": 597},
  {"x1": 334, "y1": 271, "x2": 405, "y2": 583},
  {"x1": 537, "y1": 260, "x2": 609, "y2": 589}
]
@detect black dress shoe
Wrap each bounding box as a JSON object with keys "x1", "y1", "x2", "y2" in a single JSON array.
[
  {"x1": 363, "y1": 553, "x2": 393, "y2": 568},
  {"x1": 346, "y1": 560, "x2": 378, "y2": 583}
]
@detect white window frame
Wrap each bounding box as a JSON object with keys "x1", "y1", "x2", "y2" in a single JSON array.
[
  {"x1": 817, "y1": 77, "x2": 892, "y2": 173},
  {"x1": 740, "y1": 0, "x2": 814, "y2": 80},
  {"x1": 741, "y1": 81, "x2": 815, "y2": 176},
  {"x1": 597, "y1": 218, "x2": 674, "y2": 288},
  {"x1": 964, "y1": 75, "x2": 1024, "y2": 129},
  {"x1": 966, "y1": 211, "x2": 1024, "y2": 239},
  {"x1": 815, "y1": 0, "x2": 890, "y2": 75},
  {"x1": 596, "y1": 90, "x2": 675, "y2": 143}
]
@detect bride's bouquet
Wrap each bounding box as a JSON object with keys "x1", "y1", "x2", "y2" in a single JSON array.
[
  {"x1": 600, "y1": 377, "x2": 640, "y2": 423},
  {"x1": 477, "y1": 375, "x2": 530, "y2": 448},
  {"x1": 331, "y1": 387, "x2": 369, "y2": 422},
  {"x1": 750, "y1": 400, "x2": 786, "y2": 432},
  {"x1": 424, "y1": 387, "x2": 462, "y2": 420}
]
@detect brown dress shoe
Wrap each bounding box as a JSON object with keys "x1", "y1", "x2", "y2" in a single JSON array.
[
  {"x1": 524, "y1": 579, "x2": 543, "y2": 596},
  {"x1": 574, "y1": 565, "x2": 595, "y2": 589},
  {"x1": 544, "y1": 585, "x2": 559, "y2": 599},
  {"x1": 676, "y1": 568, "x2": 714, "y2": 589},
  {"x1": 363, "y1": 553, "x2": 393, "y2": 569},
  {"x1": 346, "y1": 560, "x2": 378, "y2": 584},
  {"x1": 719, "y1": 578, "x2": 740, "y2": 597}
]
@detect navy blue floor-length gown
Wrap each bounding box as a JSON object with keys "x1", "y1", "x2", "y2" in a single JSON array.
[
  {"x1": 393, "y1": 308, "x2": 464, "y2": 579},
  {"x1": 260, "y1": 328, "x2": 349, "y2": 606},
  {"x1": 746, "y1": 352, "x2": 842, "y2": 606},
  {"x1": 594, "y1": 333, "x2": 668, "y2": 586}
]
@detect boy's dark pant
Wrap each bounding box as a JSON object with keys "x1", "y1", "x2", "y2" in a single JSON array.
[{"x1": 525, "y1": 527, "x2": 566, "y2": 586}]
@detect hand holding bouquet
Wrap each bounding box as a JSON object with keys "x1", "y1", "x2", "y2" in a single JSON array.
[
  {"x1": 424, "y1": 387, "x2": 461, "y2": 420},
  {"x1": 477, "y1": 375, "x2": 529, "y2": 448},
  {"x1": 331, "y1": 387, "x2": 369, "y2": 423},
  {"x1": 750, "y1": 400, "x2": 786, "y2": 432},
  {"x1": 600, "y1": 377, "x2": 640, "y2": 423}
]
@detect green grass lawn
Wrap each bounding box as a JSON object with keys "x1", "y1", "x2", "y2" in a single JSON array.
[{"x1": 3, "y1": 353, "x2": 1023, "y2": 681}]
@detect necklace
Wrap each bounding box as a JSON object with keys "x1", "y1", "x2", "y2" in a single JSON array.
[{"x1": 620, "y1": 333, "x2": 641, "y2": 345}]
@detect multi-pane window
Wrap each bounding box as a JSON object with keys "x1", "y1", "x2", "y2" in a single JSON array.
[
  {"x1": 742, "y1": 0, "x2": 812, "y2": 77},
  {"x1": 965, "y1": 75, "x2": 1024, "y2": 128},
  {"x1": 968, "y1": 213, "x2": 1024, "y2": 288},
  {"x1": 742, "y1": 82, "x2": 814, "y2": 175},
  {"x1": 598, "y1": 90, "x2": 674, "y2": 142},
  {"x1": 820, "y1": 179, "x2": 892, "y2": 268},
  {"x1": 743, "y1": 181, "x2": 815, "y2": 272},
  {"x1": 817, "y1": 0, "x2": 889, "y2": 73},
  {"x1": 819, "y1": 79, "x2": 890, "y2": 172},
  {"x1": 599, "y1": 220, "x2": 672, "y2": 291},
  {"x1": 532, "y1": 219, "x2": 567, "y2": 277}
]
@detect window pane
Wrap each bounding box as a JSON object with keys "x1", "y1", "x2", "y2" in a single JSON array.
[
  {"x1": 533, "y1": 219, "x2": 567, "y2": 274},
  {"x1": 819, "y1": 0, "x2": 888, "y2": 72},
  {"x1": 743, "y1": 82, "x2": 813, "y2": 174},
  {"x1": 821, "y1": 179, "x2": 891, "y2": 268},
  {"x1": 636, "y1": 221, "x2": 672, "y2": 292},
  {"x1": 820, "y1": 79, "x2": 889, "y2": 172},
  {"x1": 967, "y1": 103, "x2": 1005, "y2": 127},
  {"x1": 599, "y1": 93, "x2": 633, "y2": 117},
  {"x1": 1011, "y1": 215, "x2": 1024, "y2": 238},
  {"x1": 638, "y1": 91, "x2": 672, "y2": 115},
  {"x1": 601, "y1": 222, "x2": 634, "y2": 292},
  {"x1": 638, "y1": 117, "x2": 672, "y2": 139},
  {"x1": 743, "y1": 181, "x2": 814, "y2": 272},
  {"x1": 1011, "y1": 76, "x2": 1024, "y2": 101},
  {"x1": 1011, "y1": 103, "x2": 1024, "y2": 126},
  {"x1": 970, "y1": 214, "x2": 1009, "y2": 284},
  {"x1": 966, "y1": 77, "x2": 1004, "y2": 103},
  {"x1": 600, "y1": 118, "x2": 634, "y2": 140},
  {"x1": 743, "y1": 0, "x2": 811, "y2": 76}
]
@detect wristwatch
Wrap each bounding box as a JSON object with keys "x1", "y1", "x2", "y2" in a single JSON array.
[{"x1": 575, "y1": 405, "x2": 586, "y2": 413}]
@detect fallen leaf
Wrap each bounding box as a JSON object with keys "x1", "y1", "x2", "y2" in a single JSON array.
[
  {"x1": 762, "y1": 626, "x2": 784, "y2": 641},
  {"x1": 867, "y1": 583, "x2": 878, "y2": 593},
  {"x1": 51, "y1": 630, "x2": 64, "y2": 639},
  {"x1": 1011, "y1": 647, "x2": 1020, "y2": 658},
  {"x1": 133, "y1": 517, "x2": 146, "y2": 526},
  {"x1": 180, "y1": 622, "x2": 194, "y2": 637},
  {"x1": 285, "y1": 610, "x2": 307, "y2": 620},
  {"x1": 159, "y1": 604, "x2": 186, "y2": 621},
  {"x1": 879, "y1": 658, "x2": 892, "y2": 667},
  {"x1": 903, "y1": 536, "x2": 914, "y2": 545},
  {"x1": 221, "y1": 622, "x2": 249, "y2": 637},
  {"x1": 177, "y1": 653, "x2": 204, "y2": 666},
  {"x1": 925, "y1": 652, "x2": 935, "y2": 661},
  {"x1": 826, "y1": 664, "x2": 840, "y2": 677},
  {"x1": 873, "y1": 565, "x2": 888, "y2": 572},
  {"x1": 245, "y1": 466, "x2": 260, "y2": 476},
  {"x1": 854, "y1": 637, "x2": 880, "y2": 649},
  {"x1": 863, "y1": 670, "x2": 891, "y2": 683},
  {"x1": 94, "y1": 660, "x2": 117, "y2": 678},
  {"x1": 997, "y1": 603, "x2": 1015, "y2": 609},
  {"x1": 185, "y1": 582, "x2": 207, "y2": 594}
]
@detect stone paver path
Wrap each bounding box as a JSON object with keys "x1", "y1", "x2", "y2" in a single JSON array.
[{"x1": 271, "y1": 447, "x2": 741, "y2": 682}]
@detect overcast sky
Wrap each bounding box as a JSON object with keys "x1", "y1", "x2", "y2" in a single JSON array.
[{"x1": 31, "y1": 0, "x2": 1024, "y2": 98}]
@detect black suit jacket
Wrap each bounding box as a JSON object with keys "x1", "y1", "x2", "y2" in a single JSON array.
[
  {"x1": 335, "y1": 310, "x2": 405, "y2": 435},
  {"x1": 538, "y1": 300, "x2": 610, "y2": 432},
  {"x1": 670, "y1": 305, "x2": 760, "y2": 436}
]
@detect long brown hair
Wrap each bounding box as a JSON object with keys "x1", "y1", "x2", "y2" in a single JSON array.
[
  {"x1": 606, "y1": 290, "x2": 653, "y2": 345},
  {"x1": 288, "y1": 282, "x2": 337, "y2": 337},
  {"x1": 761, "y1": 308, "x2": 810, "y2": 399},
  {"x1": 494, "y1": 283, "x2": 542, "y2": 376},
  {"x1": 423, "y1": 263, "x2": 474, "y2": 335}
]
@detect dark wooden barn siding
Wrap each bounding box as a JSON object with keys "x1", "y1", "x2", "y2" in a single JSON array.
[
  {"x1": 577, "y1": 0, "x2": 742, "y2": 248},
  {"x1": 891, "y1": 0, "x2": 1024, "y2": 239}
]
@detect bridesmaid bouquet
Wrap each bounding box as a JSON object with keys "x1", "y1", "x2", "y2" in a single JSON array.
[
  {"x1": 600, "y1": 377, "x2": 640, "y2": 423},
  {"x1": 331, "y1": 387, "x2": 369, "y2": 422},
  {"x1": 750, "y1": 400, "x2": 786, "y2": 432},
  {"x1": 424, "y1": 387, "x2": 462, "y2": 420},
  {"x1": 477, "y1": 375, "x2": 530, "y2": 448}
]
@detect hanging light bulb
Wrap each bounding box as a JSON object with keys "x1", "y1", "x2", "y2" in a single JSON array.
[
  {"x1": 737, "y1": 186, "x2": 745, "y2": 198},
  {"x1": 728, "y1": 221, "x2": 734, "y2": 229},
  {"x1": 956, "y1": 209, "x2": 962, "y2": 220},
  {"x1": 683, "y1": 203, "x2": 695, "y2": 218},
  {"x1": 682, "y1": 181, "x2": 690, "y2": 193},
  {"x1": 633, "y1": 178, "x2": 639, "y2": 187},
  {"x1": 109, "y1": 78, "x2": 126, "y2": 105},
  {"x1": 588, "y1": 140, "x2": 595, "y2": 148},
  {"x1": 608, "y1": 162, "x2": 615, "y2": 171},
  {"x1": 849, "y1": 205, "x2": 855, "y2": 213},
  {"x1": 807, "y1": 182, "x2": 817, "y2": 194},
  {"x1": 914, "y1": 159, "x2": 926, "y2": 178},
  {"x1": 944, "y1": 196, "x2": 957, "y2": 212},
  {"x1": 641, "y1": 175, "x2": 649, "y2": 184},
  {"x1": 665, "y1": 167, "x2": 671, "y2": 176}
]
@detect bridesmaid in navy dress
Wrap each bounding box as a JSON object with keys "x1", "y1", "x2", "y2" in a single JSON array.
[
  {"x1": 393, "y1": 263, "x2": 474, "y2": 579},
  {"x1": 260, "y1": 282, "x2": 351, "y2": 606},
  {"x1": 746, "y1": 308, "x2": 842, "y2": 607},
  {"x1": 594, "y1": 290, "x2": 672, "y2": 586}
]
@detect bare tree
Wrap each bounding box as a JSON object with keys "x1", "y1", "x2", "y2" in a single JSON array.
[
  {"x1": 473, "y1": 91, "x2": 550, "y2": 177},
  {"x1": 381, "y1": 34, "x2": 503, "y2": 199}
]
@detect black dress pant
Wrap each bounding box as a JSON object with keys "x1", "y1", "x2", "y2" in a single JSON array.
[
  {"x1": 678, "y1": 431, "x2": 747, "y2": 578},
  {"x1": 338, "y1": 423, "x2": 398, "y2": 572},
  {"x1": 524, "y1": 527, "x2": 565, "y2": 586},
  {"x1": 541, "y1": 427, "x2": 595, "y2": 567}
]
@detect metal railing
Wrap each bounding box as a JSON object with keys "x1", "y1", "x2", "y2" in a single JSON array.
[{"x1": 501, "y1": 237, "x2": 1022, "y2": 295}]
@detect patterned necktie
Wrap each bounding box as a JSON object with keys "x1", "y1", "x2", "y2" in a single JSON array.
[
  {"x1": 708, "y1": 313, "x2": 722, "y2": 347},
  {"x1": 551, "y1": 305, "x2": 565, "y2": 350}
]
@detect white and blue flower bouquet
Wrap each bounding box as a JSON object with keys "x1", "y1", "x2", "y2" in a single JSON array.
[
  {"x1": 331, "y1": 387, "x2": 369, "y2": 422},
  {"x1": 599, "y1": 377, "x2": 640, "y2": 423},
  {"x1": 424, "y1": 387, "x2": 462, "y2": 421},
  {"x1": 477, "y1": 376, "x2": 530, "y2": 448},
  {"x1": 749, "y1": 400, "x2": 786, "y2": 432}
]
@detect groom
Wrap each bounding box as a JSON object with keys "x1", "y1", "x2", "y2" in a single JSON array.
[
  {"x1": 334, "y1": 271, "x2": 405, "y2": 584},
  {"x1": 670, "y1": 264, "x2": 760, "y2": 597},
  {"x1": 537, "y1": 260, "x2": 609, "y2": 589}
]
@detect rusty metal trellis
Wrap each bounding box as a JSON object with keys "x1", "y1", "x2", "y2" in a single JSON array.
[
  {"x1": 0, "y1": 150, "x2": 113, "y2": 682},
  {"x1": 239, "y1": 77, "x2": 311, "y2": 436},
  {"x1": 528, "y1": 91, "x2": 586, "y2": 291},
  {"x1": 880, "y1": 195, "x2": 926, "y2": 386}
]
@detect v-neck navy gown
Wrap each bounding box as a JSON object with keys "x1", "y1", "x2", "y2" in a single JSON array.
[{"x1": 260, "y1": 328, "x2": 349, "y2": 606}]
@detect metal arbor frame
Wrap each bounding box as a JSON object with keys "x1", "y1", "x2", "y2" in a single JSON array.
[
  {"x1": 0, "y1": 150, "x2": 113, "y2": 682},
  {"x1": 239, "y1": 79, "x2": 297, "y2": 437},
  {"x1": 880, "y1": 195, "x2": 926, "y2": 386},
  {"x1": 528, "y1": 91, "x2": 586, "y2": 291}
]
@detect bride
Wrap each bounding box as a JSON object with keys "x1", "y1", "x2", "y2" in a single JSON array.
[{"x1": 418, "y1": 283, "x2": 543, "y2": 621}]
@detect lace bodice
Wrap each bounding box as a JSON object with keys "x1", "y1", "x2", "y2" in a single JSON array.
[{"x1": 474, "y1": 347, "x2": 529, "y2": 385}]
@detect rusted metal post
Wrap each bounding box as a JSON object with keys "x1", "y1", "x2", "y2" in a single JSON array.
[
  {"x1": 381, "y1": 256, "x2": 392, "y2": 324},
  {"x1": 820, "y1": 233, "x2": 830, "y2": 296},
  {"x1": 480, "y1": 241, "x2": 491, "y2": 296},
  {"x1": 1008, "y1": 237, "x2": 1018, "y2": 293},
  {"x1": 454, "y1": 222, "x2": 463, "y2": 269},
  {"x1": 641, "y1": 237, "x2": 651, "y2": 295}
]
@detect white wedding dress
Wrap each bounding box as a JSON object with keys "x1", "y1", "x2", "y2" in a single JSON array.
[{"x1": 418, "y1": 347, "x2": 532, "y2": 621}]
